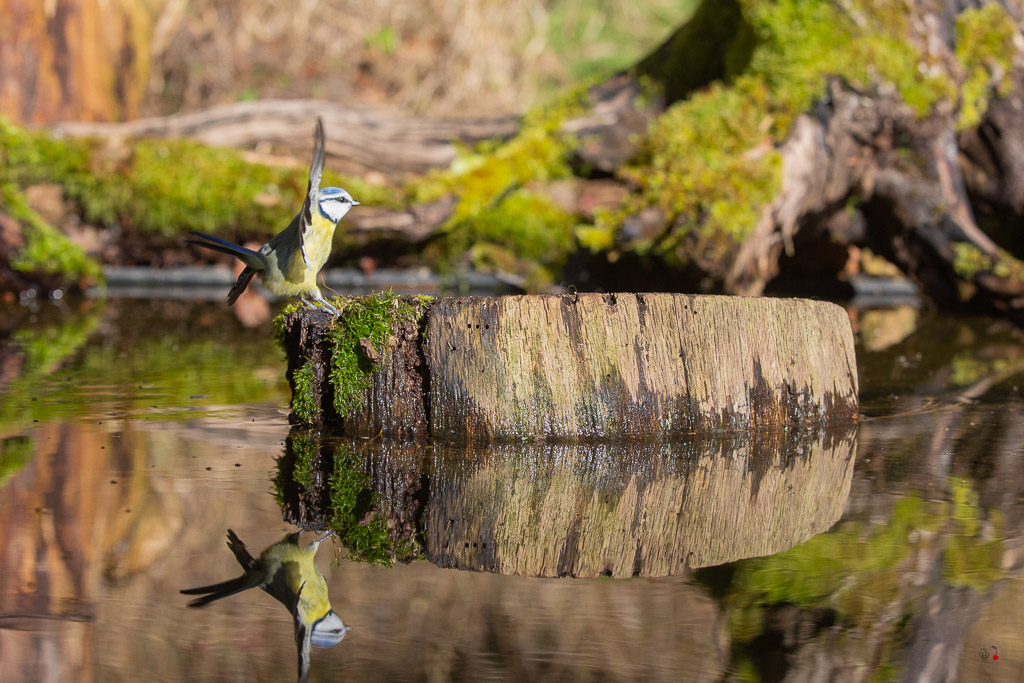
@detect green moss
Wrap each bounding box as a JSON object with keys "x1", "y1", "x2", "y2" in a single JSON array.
[
  {"x1": 271, "y1": 302, "x2": 302, "y2": 351},
  {"x1": 290, "y1": 430, "x2": 319, "y2": 492},
  {"x1": 451, "y1": 190, "x2": 578, "y2": 286},
  {"x1": 326, "y1": 291, "x2": 431, "y2": 418},
  {"x1": 953, "y1": 242, "x2": 1024, "y2": 285},
  {"x1": 413, "y1": 88, "x2": 588, "y2": 285},
  {"x1": 0, "y1": 117, "x2": 399, "y2": 242},
  {"x1": 720, "y1": 484, "x2": 1004, "y2": 659},
  {"x1": 1, "y1": 183, "x2": 102, "y2": 284},
  {"x1": 624, "y1": 81, "x2": 783, "y2": 265},
  {"x1": 327, "y1": 442, "x2": 418, "y2": 565},
  {"x1": 955, "y1": 4, "x2": 1019, "y2": 130},
  {"x1": 739, "y1": 0, "x2": 954, "y2": 127},
  {"x1": 292, "y1": 359, "x2": 320, "y2": 423},
  {"x1": 0, "y1": 436, "x2": 33, "y2": 488}
]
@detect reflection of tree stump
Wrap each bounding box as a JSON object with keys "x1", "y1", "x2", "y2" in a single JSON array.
[
  {"x1": 279, "y1": 293, "x2": 858, "y2": 442},
  {"x1": 275, "y1": 427, "x2": 857, "y2": 577},
  {"x1": 423, "y1": 427, "x2": 856, "y2": 577}
]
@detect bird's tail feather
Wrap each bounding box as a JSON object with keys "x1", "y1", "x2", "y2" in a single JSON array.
[
  {"x1": 227, "y1": 268, "x2": 257, "y2": 306},
  {"x1": 226, "y1": 529, "x2": 258, "y2": 571},
  {"x1": 180, "y1": 574, "x2": 259, "y2": 607},
  {"x1": 187, "y1": 231, "x2": 263, "y2": 268}
]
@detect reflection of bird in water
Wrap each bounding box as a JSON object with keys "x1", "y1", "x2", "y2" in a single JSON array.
[
  {"x1": 181, "y1": 529, "x2": 350, "y2": 682},
  {"x1": 186, "y1": 118, "x2": 358, "y2": 313}
]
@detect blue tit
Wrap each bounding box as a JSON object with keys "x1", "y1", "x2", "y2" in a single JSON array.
[
  {"x1": 181, "y1": 529, "x2": 350, "y2": 682},
  {"x1": 187, "y1": 118, "x2": 358, "y2": 313}
]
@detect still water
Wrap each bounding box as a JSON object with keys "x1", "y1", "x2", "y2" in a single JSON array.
[{"x1": 1, "y1": 298, "x2": 1022, "y2": 681}]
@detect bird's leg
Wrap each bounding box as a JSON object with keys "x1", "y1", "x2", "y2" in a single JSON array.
[
  {"x1": 306, "y1": 529, "x2": 336, "y2": 555},
  {"x1": 309, "y1": 290, "x2": 338, "y2": 314}
]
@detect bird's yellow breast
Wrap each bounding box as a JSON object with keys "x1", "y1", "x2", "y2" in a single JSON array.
[
  {"x1": 262, "y1": 212, "x2": 339, "y2": 298},
  {"x1": 300, "y1": 213, "x2": 338, "y2": 273}
]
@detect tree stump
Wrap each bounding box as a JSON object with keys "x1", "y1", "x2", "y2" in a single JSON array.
[{"x1": 277, "y1": 292, "x2": 858, "y2": 442}]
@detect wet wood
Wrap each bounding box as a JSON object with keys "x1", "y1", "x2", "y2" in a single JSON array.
[
  {"x1": 281, "y1": 293, "x2": 859, "y2": 442},
  {"x1": 426, "y1": 293, "x2": 857, "y2": 441}
]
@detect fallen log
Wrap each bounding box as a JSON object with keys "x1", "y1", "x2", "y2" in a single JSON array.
[
  {"x1": 55, "y1": 99, "x2": 520, "y2": 175},
  {"x1": 276, "y1": 292, "x2": 858, "y2": 442}
]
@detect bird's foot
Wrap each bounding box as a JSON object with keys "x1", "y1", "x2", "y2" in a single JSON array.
[{"x1": 301, "y1": 297, "x2": 338, "y2": 315}]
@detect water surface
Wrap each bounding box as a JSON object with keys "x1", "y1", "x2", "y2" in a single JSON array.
[{"x1": 1, "y1": 299, "x2": 1022, "y2": 681}]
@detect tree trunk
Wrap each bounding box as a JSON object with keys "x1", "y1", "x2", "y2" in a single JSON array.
[
  {"x1": 277, "y1": 293, "x2": 859, "y2": 442},
  {"x1": 0, "y1": 0, "x2": 156, "y2": 124}
]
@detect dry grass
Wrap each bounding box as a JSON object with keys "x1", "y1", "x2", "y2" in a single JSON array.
[{"x1": 143, "y1": 0, "x2": 695, "y2": 118}]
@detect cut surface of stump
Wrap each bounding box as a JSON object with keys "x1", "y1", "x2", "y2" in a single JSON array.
[{"x1": 277, "y1": 292, "x2": 858, "y2": 442}]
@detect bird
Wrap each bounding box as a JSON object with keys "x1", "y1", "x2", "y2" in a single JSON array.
[
  {"x1": 186, "y1": 118, "x2": 358, "y2": 313},
  {"x1": 181, "y1": 529, "x2": 350, "y2": 683}
]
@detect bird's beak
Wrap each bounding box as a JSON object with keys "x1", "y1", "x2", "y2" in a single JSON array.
[{"x1": 351, "y1": 200, "x2": 360, "y2": 206}]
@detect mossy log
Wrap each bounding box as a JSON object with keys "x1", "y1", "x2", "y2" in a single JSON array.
[{"x1": 277, "y1": 292, "x2": 858, "y2": 442}]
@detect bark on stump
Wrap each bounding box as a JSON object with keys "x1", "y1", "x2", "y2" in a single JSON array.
[{"x1": 278, "y1": 292, "x2": 858, "y2": 442}]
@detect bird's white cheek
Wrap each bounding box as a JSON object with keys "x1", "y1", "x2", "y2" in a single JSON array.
[{"x1": 321, "y1": 203, "x2": 351, "y2": 223}]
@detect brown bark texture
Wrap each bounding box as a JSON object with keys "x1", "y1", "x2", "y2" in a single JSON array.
[
  {"x1": 279, "y1": 293, "x2": 859, "y2": 443},
  {"x1": 0, "y1": 0, "x2": 155, "y2": 124}
]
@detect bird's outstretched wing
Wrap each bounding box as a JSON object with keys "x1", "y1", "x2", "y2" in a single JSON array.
[{"x1": 298, "y1": 118, "x2": 326, "y2": 272}]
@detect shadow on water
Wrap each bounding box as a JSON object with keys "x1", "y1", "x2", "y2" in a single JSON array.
[{"x1": 275, "y1": 427, "x2": 858, "y2": 578}]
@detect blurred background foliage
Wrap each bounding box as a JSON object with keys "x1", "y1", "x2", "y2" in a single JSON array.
[
  {"x1": 0, "y1": 0, "x2": 698, "y2": 124},
  {"x1": 140, "y1": 0, "x2": 698, "y2": 118}
]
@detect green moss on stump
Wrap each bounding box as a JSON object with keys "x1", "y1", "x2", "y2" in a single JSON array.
[
  {"x1": 1, "y1": 183, "x2": 102, "y2": 286},
  {"x1": 328, "y1": 442, "x2": 418, "y2": 565},
  {"x1": 275, "y1": 291, "x2": 433, "y2": 424},
  {"x1": 327, "y1": 291, "x2": 431, "y2": 417}
]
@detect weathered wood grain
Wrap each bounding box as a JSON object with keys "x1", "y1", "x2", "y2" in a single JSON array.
[
  {"x1": 280, "y1": 293, "x2": 858, "y2": 441},
  {"x1": 425, "y1": 293, "x2": 858, "y2": 442}
]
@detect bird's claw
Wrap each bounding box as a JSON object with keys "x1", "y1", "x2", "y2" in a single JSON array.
[{"x1": 301, "y1": 297, "x2": 338, "y2": 315}]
